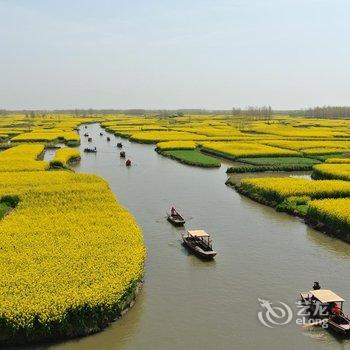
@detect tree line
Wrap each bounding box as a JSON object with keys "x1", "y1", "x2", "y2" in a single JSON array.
[
  {"x1": 231, "y1": 106, "x2": 273, "y2": 120},
  {"x1": 302, "y1": 106, "x2": 350, "y2": 119}
]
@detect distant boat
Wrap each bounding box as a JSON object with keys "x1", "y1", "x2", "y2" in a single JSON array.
[
  {"x1": 100, "y1": 132, "x2": 103, "y2": 136},
  {"x1": 107, "y1": 137, "x2": 111, "y2": 141},
  {"x1": 120, "y1": 151, "x2": 126, "y2": 158},
  {"x1": 84, "y1": 147, "x2": 97, "y2": 153},
  {"x1": 182, "y1": 230, "x2": 217, "y2": 260},
  {"x1": 167, "y1": 207, "x2": 185, "y2": 226},
  {"x1": 88, "y1": 137, "x2": 92, "y2": 142},
  {"x1": 117, "y1": 142, "x2": 123, "y2": 148},
  {"x1": 126, "y1": 159, "x2": 131, "y2": 166},
  {"x1": 84, "y1": 133, "x2": 89, "y2": 137}
]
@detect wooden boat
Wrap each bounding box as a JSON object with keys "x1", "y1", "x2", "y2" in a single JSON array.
[
  {"x1": 126, "y1": 159, "x2": 131, "y2": 166},
  {"x1": 167, "y1": 208, "x2": 185, "y2": 226},
  {"x1": 117, "y1": 142, "x2": 123, "y2": 148},
  {"x1": 107, "y1": 137, "x2": 111, "y2": 141},
  {"x1": 88, "y1": 137, "x2": 92, "y2": 142},
  {"x1": 182, "y1": 230, "x2": 217, "y2": 260},
  {"x1": 120, "y1": 151, "x2": 126, "y2": 158},
  {"x1": 300, "y1": 288, "x2": 350, "y2": 336},
  {"x1": 84, "y1": 147, "x2": 97, "y2": 153}
]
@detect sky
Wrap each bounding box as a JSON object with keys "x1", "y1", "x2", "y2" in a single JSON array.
[{"x1": 0, "y1": 0, "x2": 349, "y2": 110}]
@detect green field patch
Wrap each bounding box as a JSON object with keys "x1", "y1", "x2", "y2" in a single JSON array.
[
  {"x1": 161, "y1": 149, "x2": 220, "y2": 168},
  {"x1": 312, "y1": 153, "x2": 346, "y2": 161},
  {"x1": 226, "y1": 164, "x2": 314, "y2": 174},
  {"x1": 236, "y1": 156, "x2": 320, "y2": 166}
]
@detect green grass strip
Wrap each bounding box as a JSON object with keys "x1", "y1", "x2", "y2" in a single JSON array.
[
  {"x1": 160, "y1": 149, "x2": 220, "y2": 168},
  {"x1": 236, "y1": 156, "x2": 320, "y2": 166}
]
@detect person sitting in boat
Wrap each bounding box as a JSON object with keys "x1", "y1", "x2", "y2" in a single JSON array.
[
  {"x1": 331, "y1": 302, "x2": 343, "y2": 315},
  {"x1": 171, "y1": 207, "x2": 176, "y2": 217},
  {"x1": 313, "y1": 281, "x2": 321, "y2": 290}
]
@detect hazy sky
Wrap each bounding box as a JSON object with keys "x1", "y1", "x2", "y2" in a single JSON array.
[{"x1": 1, "y1": 0, "x2": 349, "y2": 110}]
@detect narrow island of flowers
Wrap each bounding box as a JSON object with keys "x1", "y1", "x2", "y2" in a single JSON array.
[{"x1": 0, "y1": 133, "x2": 146, "y2": 345}]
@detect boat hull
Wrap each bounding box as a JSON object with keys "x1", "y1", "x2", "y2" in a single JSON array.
[
  {"x1": 182, "y1": 238, "x2": 216, "y2": 260},
  {"x1": 167, "y1": 215, "x2": 185, "y2": 227},
  {"x1": 328, "y1": 323, "x2": 350, "y2": 336},
  {"x1": 328, "y1": 315, "x2": 350, "y2": 336}
]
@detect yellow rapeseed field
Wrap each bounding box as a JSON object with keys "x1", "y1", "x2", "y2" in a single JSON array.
[
  {"x1": 156, "y1": 141, "x2": 197, "y2": 150},
  {"x1": 309, "y1": 198, "x2": 350, "y2": 235},
  {"x1": 250, "y1": 123, "x2": 347, "y2": 138},
  {"x1": 261, "y1": 140, "x2": 350, "y2": 153},
  {"x1": 201, "y1": 141, "x2": 299, "y2": 158},
  {"x1": 0, "y1": 171, "x2": 145, "y2": 338},
  {"x1": 1, "y1": 112, "x2": 350, "y2": 341},
  {"x1": 313, "y1": 164, "x2": 350, "y2": 181},
  {"x1": 0, "y1": 144, "x2": 48, "y2": 172},
  {"x1": 51, "y1": 147, "x2": 81, "y2": 166},
  {"x1": 130, "y1": 131, "x2": 208, "y2": 142},
  {"x1": 0, "y1": 115, "x2": 146, "y2": 342},
  {"x1": 240, "y1": 177, "x2": 350, "y2": 202},
  {"x1": 12, "y1": 130, "x2": 80, "y2": 142}
]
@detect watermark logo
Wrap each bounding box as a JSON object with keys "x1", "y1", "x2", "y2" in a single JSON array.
[
  {"x1": 257, "y1": 298, "x2": 329, "y2": 329},
  {"x1": 257, "y1": 298, "x2": 293, "y2": 328}
]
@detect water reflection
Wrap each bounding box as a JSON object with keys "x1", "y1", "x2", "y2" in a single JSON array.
[{"x1": 306, "y1": 227, "x2": 350, "y2": 260}]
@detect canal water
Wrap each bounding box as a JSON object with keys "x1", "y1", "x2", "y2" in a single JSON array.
[{"x1": 38, "y1": 124, "x2": 350, "y2": 350}]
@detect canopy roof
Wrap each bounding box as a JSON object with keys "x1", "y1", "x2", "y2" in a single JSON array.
[
  {"x1": 188, "y1": 230, "x2": 210, "y2": 238},
  {"x1": 310, "y1": 289, "x2": 345, "y2": 303}
]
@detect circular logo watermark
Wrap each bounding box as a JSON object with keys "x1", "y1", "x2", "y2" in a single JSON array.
[{"x1": 257, "y1": 298, "x2": 293, "y2": 328}]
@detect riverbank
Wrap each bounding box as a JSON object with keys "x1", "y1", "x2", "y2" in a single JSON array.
[
  {"x1": 1, "y1": 280, "x2": 143, "y2": 346},
  {"x1": 226, "y1": 177, "x2": 350, "y2": 243}
]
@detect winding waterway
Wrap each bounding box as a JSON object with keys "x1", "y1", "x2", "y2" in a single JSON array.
[{"x1": 36, "y1": 123, "x2": 350, "y2": 350}]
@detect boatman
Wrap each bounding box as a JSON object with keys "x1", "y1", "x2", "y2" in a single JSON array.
[
  {"x1": 313, "y1": 281, "x2": 321, "y2": 290},
  {"x1": 171, "y1": 207, "x2": 176, "y2": 216}
]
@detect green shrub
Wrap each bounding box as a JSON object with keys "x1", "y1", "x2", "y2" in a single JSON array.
[
  {"x1": 1, "y1": 195, "x2": 20, "y2": 207},
  {"x1": 67, "y1": 140, "x2": 80, "y2": 147},
  {"x1": 49, "y1": 160, "x2": 64, "y2": 168},
  {"x1": 236, "y1": 157, "x2": 319, "y2": 166}
]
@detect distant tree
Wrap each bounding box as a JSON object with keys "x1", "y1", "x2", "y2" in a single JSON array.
[
  {"x1": 25, "y1": 111, "x2": 36, "y2": 132},
  {"x1": 304, "y1": 106, "x2": 350, "y2": 119}
]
